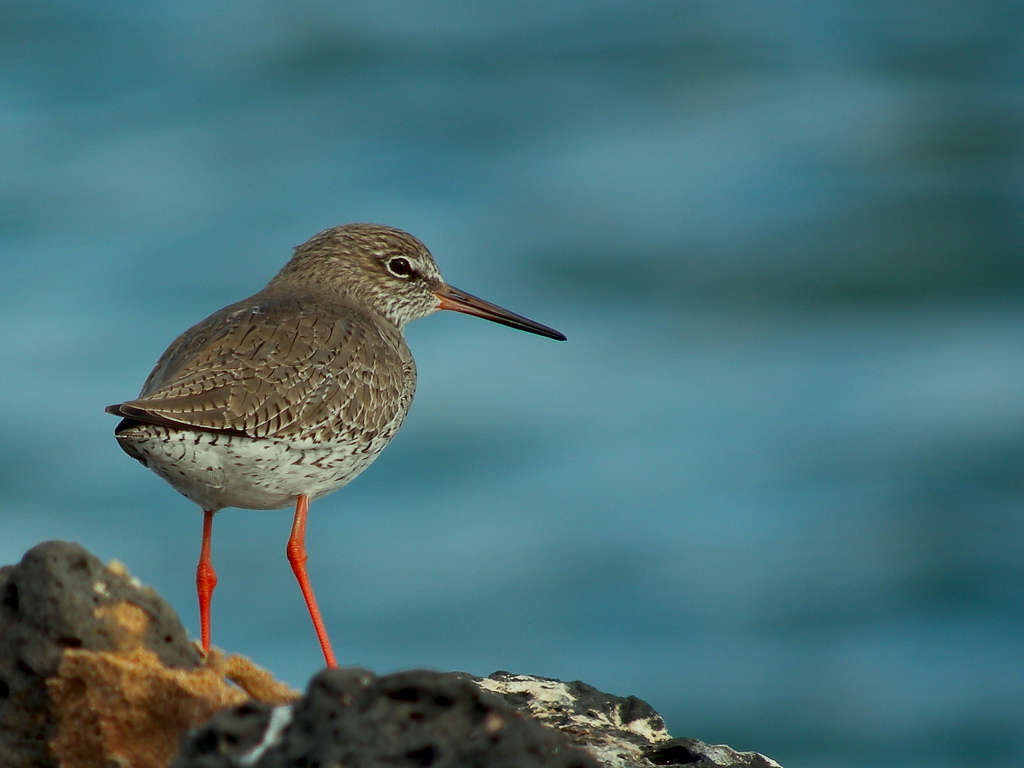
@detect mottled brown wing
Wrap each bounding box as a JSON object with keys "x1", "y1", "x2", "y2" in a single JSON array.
[{"x1": 111, "y1": 295, "x2": 414, "y2": 443}]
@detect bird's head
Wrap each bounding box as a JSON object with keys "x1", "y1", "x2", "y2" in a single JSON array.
[{"x1": 271, "y1": 223, "x2": 566, "y2": 340}]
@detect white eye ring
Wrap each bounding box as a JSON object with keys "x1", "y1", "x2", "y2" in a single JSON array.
[{"x1": 387, "y1": 257, "x2": 414, "y2": 278}]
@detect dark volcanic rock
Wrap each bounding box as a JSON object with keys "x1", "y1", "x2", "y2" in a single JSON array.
[
  {"x1": 175, "y1": 667, "x2": 600, "y2": 768},
  {"x1": 1, "y1": 540, "x2": 199, "y2": 671},
  {"x1": 0, "y1": 540, "x2": 202, "y2": 767},
  {"x1": 176, "y1": 668, "x2": 782, "y2": 768},
  {"x1": 0, "y1": 540, "x2": 285, "y2": 768},
  {"x1": 643, "y1": 737, "x2": 781, "y2": 768}
]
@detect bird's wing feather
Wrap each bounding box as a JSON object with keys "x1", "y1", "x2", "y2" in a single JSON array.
[{"x1": 113, "y1": 295, "x2": 413, "y2": 442}]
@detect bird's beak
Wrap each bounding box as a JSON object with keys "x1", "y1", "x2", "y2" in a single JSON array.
[{"x1": 433, "y1": 284, "x2": 566, "y2": 341}]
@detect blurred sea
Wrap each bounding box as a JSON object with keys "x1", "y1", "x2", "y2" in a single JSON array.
[{"x1": 1, "y1": 2, "x2": 1022, "y2": 767}]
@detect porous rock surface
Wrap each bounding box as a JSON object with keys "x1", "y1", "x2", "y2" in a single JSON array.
[
  {"x1": 175, "y1": 667, "x2": 600, "y2": 768},
  {"x1": 0, "y1": 541, "x2": 781, "y2": 768},
  {"x1": 176, "y1": 668, "x2": 782, "y2": 768},
  {"x1": 0, "y1": 541, "x2": 296, "y2": 768}
]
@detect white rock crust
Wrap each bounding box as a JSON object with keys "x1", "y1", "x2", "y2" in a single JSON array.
[
  {"x1": 476, "y1": 673, "x2": 782, "y2": 768},
  {"x1": 237, "y1": 704, "x2": 294, "y2": 767},
  {"x1": 477, "y1": 674, "x2": 667, "y2": 767}
]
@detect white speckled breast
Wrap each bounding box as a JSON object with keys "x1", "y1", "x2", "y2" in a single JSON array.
[{"x1": 116, "y1": 425, "x2": 393, "y2": 512}]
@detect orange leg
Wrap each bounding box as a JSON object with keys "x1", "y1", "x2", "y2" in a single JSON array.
[
  {"x1": 196, "y1": 509, "x2": 218, "y2": 654},
  {"x1": 287, "y1": 494, "x2": 338, "y2": 668}
]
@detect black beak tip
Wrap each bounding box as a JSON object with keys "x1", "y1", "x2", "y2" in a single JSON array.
[{"x1": 519, "y1": 321, "x2": 566, "y2": 341}]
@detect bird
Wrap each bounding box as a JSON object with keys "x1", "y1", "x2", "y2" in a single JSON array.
[{"x1": 105, "y1": 223, "x2": 565, "y2": 668}]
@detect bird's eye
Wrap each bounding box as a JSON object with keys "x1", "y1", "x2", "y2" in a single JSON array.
[{"x1": 387, "y1": 257, "x2": 414, "y2": 278}]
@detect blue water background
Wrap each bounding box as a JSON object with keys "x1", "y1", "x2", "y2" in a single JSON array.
[{"x1": 2, "y1": 3, "x2": 1022, "y2": 766}]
